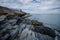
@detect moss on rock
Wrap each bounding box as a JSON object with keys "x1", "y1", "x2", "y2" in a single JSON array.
[{"x1": 26, "y1": 20, "x2": 43, "y2": 26}]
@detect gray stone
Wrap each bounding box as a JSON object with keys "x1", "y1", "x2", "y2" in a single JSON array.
[{"x1": 0, "y1": 15, "x2": 6, "y2": 21}]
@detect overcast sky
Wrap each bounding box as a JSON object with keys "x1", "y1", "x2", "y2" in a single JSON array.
[{"x1": 0, "y1": 0, "x2": 60, "y2": 14}]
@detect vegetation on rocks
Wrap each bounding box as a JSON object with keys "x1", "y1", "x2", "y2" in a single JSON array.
[{"x1": 26, "y1": 20, "x2": 43, "y2": 26}]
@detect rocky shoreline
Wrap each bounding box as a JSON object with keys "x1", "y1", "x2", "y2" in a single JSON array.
[{"x1": 0, "y1": 6, "x2": 60, "y2": 40}]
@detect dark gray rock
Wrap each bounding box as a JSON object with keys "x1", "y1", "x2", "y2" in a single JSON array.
[{"x1": 32, "y1": 26, "x2": 55, "y2": 38}]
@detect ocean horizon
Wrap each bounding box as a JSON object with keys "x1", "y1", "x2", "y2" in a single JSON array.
[{"x1": 28, "y1": 14, "x2": 60, "y2": 30}]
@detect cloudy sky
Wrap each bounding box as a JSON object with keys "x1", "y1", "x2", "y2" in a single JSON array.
[{"x1": 0, "y1": 0, "x2": 60, "y2": 14}]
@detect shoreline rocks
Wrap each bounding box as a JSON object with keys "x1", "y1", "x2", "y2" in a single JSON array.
[
  {"x1": 0, "y1": 6, "x2": 60, "y2": 40},
  {"x1": 24, "y1": 19, "x2": 56, "y2": 38},
  {"x1": 32, "y1": 26, "x2": 55, "y2": 38},
  {"x1": 0, "y1": 6, "x2": 30, "y2": 40}
]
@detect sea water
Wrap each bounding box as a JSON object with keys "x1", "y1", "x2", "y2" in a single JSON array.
[{"x1": 28, "y1": 14, "x2": 60, "y2": 30}]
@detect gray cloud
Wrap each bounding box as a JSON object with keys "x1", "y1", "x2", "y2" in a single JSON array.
[{"x1": 0, "y1": 0, "x2": 60, "y2": 14}]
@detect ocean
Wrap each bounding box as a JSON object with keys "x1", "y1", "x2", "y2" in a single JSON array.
[{"x1": 28, "y1": 14, "x2": 60, "y2": 30}]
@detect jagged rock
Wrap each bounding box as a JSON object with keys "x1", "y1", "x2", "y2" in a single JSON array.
[
  {"x1": 0, "y1": 15, "x2": 7, "y2": 26},
  {"x1": 19, "y1": 24, "x2": 54, "y2": 40},
  {"x1": 0, "y1": 6, "x2": 30, "y2": 40},
  {"x1": 32, "y1": 26, "x2": 55, "y2": 38},
  {"x1": 8, "y1": 19, "x2": 17, "y2": 25}
]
